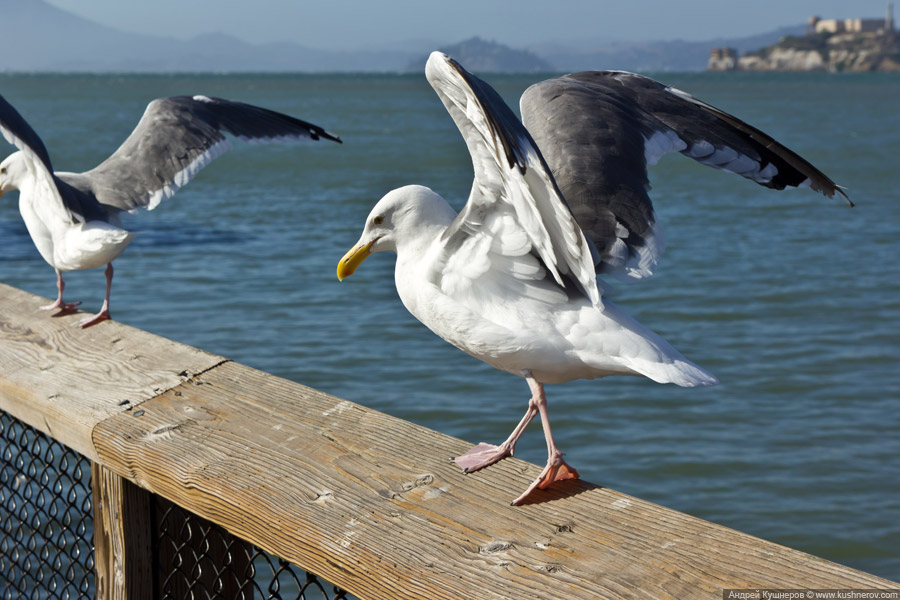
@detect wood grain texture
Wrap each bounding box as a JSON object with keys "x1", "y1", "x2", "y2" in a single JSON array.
[
  {"x1": 91, "y1": 362, "x2": 897, "y2": 600},
  {"x1": 0, "y1": 283, "x2": 226, "y2": 459},
  {"x1": 1, "y1": 283, "x2": 895, "y2": 599},
  {"x1": 92, "y1": 463, "x2": 153, "y2": 600}
]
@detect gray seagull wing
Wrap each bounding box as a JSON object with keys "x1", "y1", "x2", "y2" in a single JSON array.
[
  {"x1": 0, "y1": 93, "x2": 55, "y2": 174},
  {"x1": 426, "y1": 52, "x2": 601, "y2": 306},
  {"x1": 520, "y1": 70, "x2": 848, "y2": 280},
  {"x1": 0, "y1": 93, "x2": 85, "y2": 223},
  {"x1": 61, "y1": 95, "x2": 341, "y2": 215}
]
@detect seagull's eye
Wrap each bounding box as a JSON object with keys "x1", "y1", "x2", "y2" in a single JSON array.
[
  {"x1": 0, "y1": 168, "x2": 5, "y2": 175},
  {"x1": 373, "y1": 215, "x2": 384, "y2": 226}
]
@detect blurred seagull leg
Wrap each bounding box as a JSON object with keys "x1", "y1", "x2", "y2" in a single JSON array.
[
  {"x1": 40, "y1": 269, "x2": 81, "y2": 312},
  {"x1": 79, "y1": 263, "x2": 114, "y2": 328}
]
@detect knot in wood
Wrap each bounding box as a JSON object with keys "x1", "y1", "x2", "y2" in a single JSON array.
[
  {"x1": 480, "y1": 541, "x2": 512, "y2": 554},
  {"x1": 401, "y1": 473, "x2": 434, "y2": 491}
]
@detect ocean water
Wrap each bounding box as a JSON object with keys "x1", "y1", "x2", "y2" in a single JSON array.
[{"x1": 0, "y1": 71, "x2": 898, "y2": 582}]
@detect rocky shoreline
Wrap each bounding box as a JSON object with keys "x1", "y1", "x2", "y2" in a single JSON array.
[{"x1": 709, "y1": 31, "x2": 900, "y2": 72}]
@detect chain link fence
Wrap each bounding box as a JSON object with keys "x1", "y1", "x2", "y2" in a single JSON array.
[
  {"x1": 155, "y1": 496, "x2": 349, "y2": 600},
  {"x1": 1, "y1": 410, "x2": 353, "y2": 600},
  {"x1": 1, "y1": 409, "x2": 94, "y2": 600}
]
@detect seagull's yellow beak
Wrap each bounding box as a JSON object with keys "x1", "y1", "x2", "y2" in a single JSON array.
[{"x1": 337, "y1": 240, "x2": 375, "y2": 281}]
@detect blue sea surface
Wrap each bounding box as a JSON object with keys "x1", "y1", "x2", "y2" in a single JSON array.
[{"x1": 0, "y1": 71, "x2": 898, "y2": 581}]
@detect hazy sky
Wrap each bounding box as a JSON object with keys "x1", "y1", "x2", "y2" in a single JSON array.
[{"x1": 46, "y1": 1, "x2": 894, "y2": 49}]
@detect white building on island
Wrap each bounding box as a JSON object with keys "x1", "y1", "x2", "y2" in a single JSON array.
[{"x1": 809, "y1": 3, "x2": 894, "y2": 34}]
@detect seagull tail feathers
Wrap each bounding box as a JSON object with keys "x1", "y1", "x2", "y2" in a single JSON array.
[{"x1": 641, "y1": 358, "x2": 719, "y2": 388}]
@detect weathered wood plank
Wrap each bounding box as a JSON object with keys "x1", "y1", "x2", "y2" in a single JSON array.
[
  {"x1": 2, "y1": 282, "x2": 894, "y2": 598},
  {"x1": 91, "y1": 361, "x2": 897, "y2": 600},
  {"x1": 0, "y1": 283, "x2": 226, "y2": 459},
  {"x1": 92, "y1": 463, "x2": 154, "y2": 600}
]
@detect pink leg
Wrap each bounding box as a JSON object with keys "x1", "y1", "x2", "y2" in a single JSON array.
[
  {"x1": 452, "y1": 372, "x2": 581, "y2": 504},
  {"x1": 510, "y1": 376, "x2": 579, "y2": 505},
  {"x1": 40, "y1": 269, "x2": 82, "y2": 312},
  {"x1": 79, "y1": 263, "x2": 114, "y2": 328},
  {"x1": 452, "y1": 398, "x2": 539, "y2": 473}
]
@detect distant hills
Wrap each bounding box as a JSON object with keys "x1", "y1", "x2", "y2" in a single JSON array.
[
  {"x1": 0, "y1": 0, "x2": 803, "y2": 73},
  {"x1": 0, "y1": 0, "x2": 429, "y2": 72},
  {"x1": 533, "y1": 26, "x2": 805, "y2": 72},
  {"x1": 408, "y1": 37, "x2": 554, "y2": 72}
]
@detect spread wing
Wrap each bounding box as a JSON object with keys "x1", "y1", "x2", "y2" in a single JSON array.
[
  {"x1": 425, "y1": 51, "x2": 601, "y2": 307},
  {"x1": 521, "y1": 70, "x2": 849, "y2": 280},
  {"x1": 0, "y1": 93, "x2": 78, "y2": 223},
  {"x1": 0, "y1": 93, "x2": 54, "y2": 173},
  {"x1": 70, "y1": 95, "x2": 341, "y2": 213}
]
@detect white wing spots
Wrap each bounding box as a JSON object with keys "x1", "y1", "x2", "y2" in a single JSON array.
[
  {"x1": 606, "y1": 238, "x2": 629, "y2": 272},
  {"x1": 643, "y1": 130, "x2": 686, "y2": 166},
  {"x1": 698, "y1": 145, "x2": 739, "y2": 166},
  {"x1": 237, "y1": 133, "x2": 317, "y2": 145},
  {"x1": 686, "y1": 141, "x2": 779, "y2": 183},
  {"x1": 759, "y1": 163, "x2": 778, "y2": 181},
  {"x1": 144, "y1": 191, "x2": 163, "y2": 211},
  {"x1": 624, "y1": 219, "x2": 664, "y2": 279},
  {"x1": 664, "y1": 85, "x2": 784, "y2": 180},
  {"x1": 192, "y1": 95, "x2": 214, "y2": 103},
  {"x1": 726, "y1": 153, "x2": 762, "y2": 176},
  {"x1": 683, "y1": 140, "x2": 714, "y2": 159},
  {"x1": 145, "y1": 137, "x2": 232, "y2": 210},
  {"x1": 603, "y1": 218, "x2": 664, "y2": 280}
]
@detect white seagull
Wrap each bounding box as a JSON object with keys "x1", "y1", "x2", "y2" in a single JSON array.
[
  {"x1": 0, "y1": 93, "x2": 340, "y2": 327},
  {"x1": 337, "y1": 52, "x2": 849, "y2": 505}
]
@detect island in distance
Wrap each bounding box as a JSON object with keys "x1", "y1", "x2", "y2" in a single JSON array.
[{"x1": 709, "y1": 7, "x2": 900, "y2": 72}]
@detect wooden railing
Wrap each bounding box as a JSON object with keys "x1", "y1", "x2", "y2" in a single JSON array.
[{"x1": 0, "y1": 282, "x2": 896, "y2": 599}]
